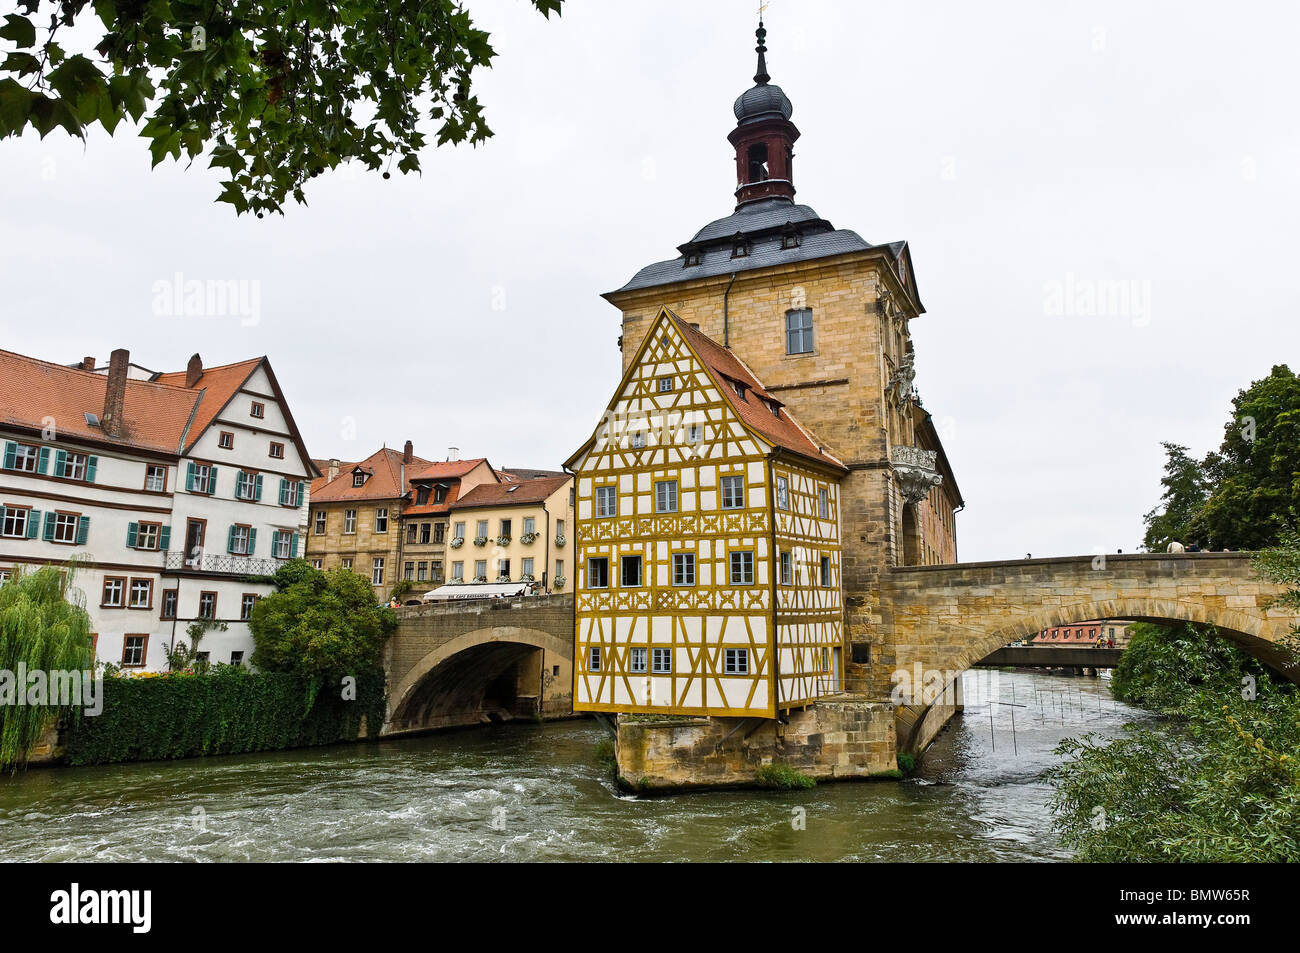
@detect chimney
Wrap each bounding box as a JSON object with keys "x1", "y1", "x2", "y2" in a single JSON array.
[
  {"x1": 403, "y1": 440, "x2": 413, "y2": 464},
  {"x1": 102, "y1": 348, "x2": 129, "y2": 437},
  {"x1": 447, "y1": 446, "x2": 459, "y2": 462},
  {"x1": 185, "y1": 353, "x2": 203, "y2": 388},
  {"x1": 81, "y1": 356, "x2": 95, "y2": 371},
  {"x1": 328, "y1": 458, "x2": 340, "y2": 482}
]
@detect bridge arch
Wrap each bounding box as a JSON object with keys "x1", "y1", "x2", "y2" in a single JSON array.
[{"x1": 386, "y1": 625, "x2": 572, "y2": 733}]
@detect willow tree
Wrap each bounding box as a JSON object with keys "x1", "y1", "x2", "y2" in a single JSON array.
[{"x1": 0, "y1": 565, "x2": 94, "y2": 769}]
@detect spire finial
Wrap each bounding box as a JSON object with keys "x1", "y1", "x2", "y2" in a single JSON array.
[{"x1": 754, "y1": 9, "x2": 770, "y2": 85}]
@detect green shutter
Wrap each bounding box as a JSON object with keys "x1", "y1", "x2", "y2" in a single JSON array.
[
  {"x1": 126, "y1": 522, "x2": 139, "y2": 548},
  {"x1": 42, "y1": 511, "x2": 55, "y2": 541},
  {"x1": 209, "y1": 466, "x2": 218, "y2": 494},
  {"x1": 227, "y1": 524, "x2": 237, "y2": 553},
  {"x1": 76, "y1": 516, "x2": 89, "y2": 545},
  {"x1": 159, "y1": 525, "x2": 171, "y2": 551},
  {"x1": 26, "y1": 511, "x2": 39, "y2": 539},
  {"x1": 254, "y1": 474, "x2": 263, "y2": 502},
  {"x1": 247, "y1": 527, "x2": 257, "y2": 554},
  {"x1": 289, "y1": 533, "x2": 299, "y2": 558},
  {"x1": 298, "y1": 481, "x2": 306, "y2": 506},
  {"x1": 278, "y1": 478, "x2": 288, "y2": 505},
  {"x1": 2, "y1": 442, "x2": 15, "y2": 470},
  {"x1": 85, "y1": 456, "x2": 98, "y2": 483},
  {"x1": 53, "y1": 449, "x2": 66, "y2": 477},
  {"x1": 186, "y1": 462, "x2": 195, "y2": 491},
  {"x1": 36, "y1": 447, "x2": 49, "y2": 474}
]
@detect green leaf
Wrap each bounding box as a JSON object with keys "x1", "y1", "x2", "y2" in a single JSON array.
[
  {"x1": 0, "y1": 77, "x2": 33, "y2": 137},
  {"x1": 0, "y1": 14, "x2": 36, "y2": 49}
]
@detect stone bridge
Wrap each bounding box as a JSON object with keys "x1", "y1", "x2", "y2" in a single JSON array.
[
  {"x1": 874, "y1": 553, "x2": 1299, "y2": 752},
  {"x1": 382, "y1": 595, "x2": 574, "y2": 735}
]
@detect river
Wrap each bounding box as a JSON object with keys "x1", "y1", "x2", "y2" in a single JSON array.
[{"x1": 0, "y1": 670, "x2": 1152, "y2": 862}]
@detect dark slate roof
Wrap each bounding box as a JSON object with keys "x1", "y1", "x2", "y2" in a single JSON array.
[
  {"x1": 609, "y1": 197, "x2": 901, "y2": 295},
  {"x1": 734, "y1": 82, "x2": 793, "y2": 124}
]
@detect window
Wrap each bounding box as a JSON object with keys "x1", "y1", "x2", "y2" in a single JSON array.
[
  {"x1": 342, "y1": 558, "x2": 353, "y2": 570},
  {"x1": 312, "y1": 559, "x2": 322, "y2": 569},
  {"x1": 56, "y1": 451, "x2": 90, "y2": 480},
  {"x1": 672, "y1": 553, "x2": 695, "y2": 586},
  {"x1": 588, "y1": 557, "x2": 609, "y2": 589},
  {"x1": 219, "y1": 431, "x2": 234, "y2": 450},
  {"x1": 776, "y1": 476, "x2": 790, "y2": 510},
  {"x1": 375, "y1": 508, "x2": 388, "y2": 533},
  {"x1": 521, "y1": 557, "x2": 534, "y2": 578},
  {"x1": 145, "y1": 465, "x2": 167, "y2": 492},
  {"x1": 499, "y1": 519, "x2": 512, "y2": 539},
  {"x1": 190, "y1": 462, "x2": 214, "y2": 494},
  {"x1": 688, "y1": 424, "x2": 702, "y2": 444},
  {"x1": 818, "y1": 487, "x2": 830, "y2": 519},
  {"x1": 655, "y1": 480, "x2": 678, "y2": 513},
  {"x1": 786, "y1": 308, "x2": 814, "y2": 354},
  {"x1": 199, "y1": 591, "x2": 217, "y2": 618},
  {"x1": 352, "y1": 470, "x2": 368, "y2": 487},
  {"x1": 589, "y1": 647, "x2": 601, "y2": 672},
  {"x1": 415, "y1": 486, "x2": 430, "y2": 506},
  {"x1": 630, "y1": 430, "x2": 646, "y2": 449},
  {"x1": 658, "y1": 376, "x2": 674, "y2": 392},
  {"x1": 474, "y1": 560, "x2": 487, "y2": 580},
  {"x1": 523, "y1": 517, "x2": 536, "y2": 537},
  {"x1": 820, "y1": 556, "x2": 832, "y2": 588},
  {"x1": 269, "y1": 442, "x2": 285, "y2": 459},
  {"x1": 433, "y1": 485, "x2": 448, "y2": 504},
  {"x1": 420, "y1": 523, "x2": 432, "y2": 544},
  {"x1": 453, "y1": 521, "x2": 466, "y2": 541},
  {"x1": 729, "y1": 551, "x2": 754, "y2": 585},
  {"x1": 4, "y1": 442, "x2": 41, "y2": 473},
  {"x1": 451, "y1": 561, "x2": 464, "y2": 582},
  {"x1": 556, "y1": 519, "x2": 565, "y2": 538},
  {"x1": 652, "y1": 648, "x2": 672, "y2": 674},
  {"x1": 406, "y1": 522, "x2": 418, "y2": 543},
  {"x1": 250, "y1": 401, "x2": 265, "y2": 419},
  {"x1": 724, "y1": 648, "x2": 749, "y2": 675},
  {"x1": 419, "y1": 562, "x2": 430, "y2": 582},
  {"x1": 272, "y1": 531, "x2": 294, "y2": 559},
  {"x1": 434, "y1": 522, "x2": 446, "y2": 544},
  {"x1": 620, "y1": 555, "x2": 642, "y2": 587},
  {"x1": 555, "y1": 560, "x2": 564, "y2": 581},
  {"x1": 161, "y1": 589, "x2": 178, "y2": 619},
  {"x1": 129, "y1": 578, "x2": 152, "y2": 609},
  {"x1": 780, "y1": 551, "x2": 792, "y2": 586},
  {"x1": 721, "y1": 475, "x2": 745, "y2": 509},
  {"x1": 595, "y1": 486, "x2": 617, "y2": 518},
  {"x1": 51, "y1": 512, "x2": 79, "y2": 544},
  {"x1": 280, "y1": 479, "x2": 302, "y2": 507},
  {"x1": 405, "y1": 561, "x2": 415, "y2": 581},
  {"x1": 240, "y1": 593, "x2": 257, "y2": 621},
  {"x1": 230, "y1": 651, "x2": 244, "y2": 667},
  {"x1": 236, "y1": 470, "x2": 260, "y2": 501},
  {"x1": 1, "y1": 506, "x2": 31, "y2": 539},
  {"x1": 476, "y1": 519, "x2": 489, "y2": 539},
  {"x1": 496, "y1": 559, "x2": 511, "y2": 580},
  {"x1": 121, "y1": 635, "x2": 147, "y2": 668},
  {"x1": 630, "y1": 647, "x2": 647, "y2": 674},
  {"x1": 371, "y1": 558, "x2": 385, "y2": 586},
  {"x1": 314, "y1": 510, "x2": 326, "y2": 535},
  {"x1": 101, "y1": 577, "x2": 125, "y2": 607},
  {"x1": 228, "y1": 524, "x2": 252, "y2": 555},
  {"x1": 343, "y1": 509, "x2": 357, "y2": 534}
]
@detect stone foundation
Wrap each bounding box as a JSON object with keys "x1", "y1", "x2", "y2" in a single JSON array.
[{"x1": 615, "y1": 697, "x2": 897, "y2": 791}]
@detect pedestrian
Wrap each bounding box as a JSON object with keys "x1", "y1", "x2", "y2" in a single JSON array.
[
  {"x1": 1167, "y1": 540, "x2": 1185, "y2": 553},
  {"x1": 1187, "y1": 541, "x2": 1201, "y2": 553}
]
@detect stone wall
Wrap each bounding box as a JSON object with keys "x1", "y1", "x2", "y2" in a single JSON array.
[{"x1": 615, "y1": 697, "x2": 896, "y2": 791}]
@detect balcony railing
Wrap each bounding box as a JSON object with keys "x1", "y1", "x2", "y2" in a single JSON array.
[{"x1": 163, "y1": 550, "x2": 284, "y2": 577}]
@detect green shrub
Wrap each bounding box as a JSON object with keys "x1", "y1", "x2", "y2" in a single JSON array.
[
  {"x1": 897, "y1": 752, "x2": 916, "y2": 774},
  {"x1": 755, "y1": 763, "x2": 816, "y2": 790}
]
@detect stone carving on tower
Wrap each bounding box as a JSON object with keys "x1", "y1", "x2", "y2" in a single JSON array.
[{"x1": 892, "y1": 445, "x2": 944, "y2": 505}]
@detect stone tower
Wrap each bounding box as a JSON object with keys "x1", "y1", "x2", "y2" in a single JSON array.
[{"x1": 602, "y1": 19, "x2": 964, "y2": 700}]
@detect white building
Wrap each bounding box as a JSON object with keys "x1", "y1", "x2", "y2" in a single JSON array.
[{"x1": 0, "y1": 348, "x2": 318, "y2": 671}]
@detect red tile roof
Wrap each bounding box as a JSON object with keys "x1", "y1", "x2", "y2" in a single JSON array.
[
  {"x1": 409, "y1": 458, "x2": 490, "y2": 482},
  {"x1": 667, "y1": 313, "x2": 846, "y2": 472},
  {"x1": 451, "y1": 475, "x2": 570, "y2": 510},
  {"x1": 306, "y1": 447, "x2": 434, "y2": 503}
]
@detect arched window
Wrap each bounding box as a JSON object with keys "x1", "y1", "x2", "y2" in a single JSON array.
[{"x1": 747, "y1": 143, "x2": 769, "y2": 182}]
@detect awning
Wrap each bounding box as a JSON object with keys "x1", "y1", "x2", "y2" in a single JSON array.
[{"x1": 423, "y1": 582, "x2": 531, "y2": 601}]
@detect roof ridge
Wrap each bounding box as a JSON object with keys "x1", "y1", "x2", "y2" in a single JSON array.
[{"x1": 0, "y1": 348, "x2": 231, "y2": 396}]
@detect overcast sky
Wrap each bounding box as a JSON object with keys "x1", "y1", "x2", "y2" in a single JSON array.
[{"x1": 2, "y1": 0, "x2": 1298, "y2": 561}]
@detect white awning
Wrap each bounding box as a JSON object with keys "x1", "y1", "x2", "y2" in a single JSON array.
[{"x1": 423, "y1": 582, "x2": 531, "y2": 601}]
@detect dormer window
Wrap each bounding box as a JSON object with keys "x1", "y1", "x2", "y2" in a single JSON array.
[
  {"x1": 766, "y1": 399, "x2": 781, "y2": 417},
  {"x1": 352, "y1": 470, "x2": 368, "y2": 487},
  {"x1": 731, "y1": 236, "x2": 749, "y2": 259},
  {"x1": 731, "y1": 380, "x2": 747, "y2": 400},
  {"x1": 682, "y1": 245, "x2": 702, "y2": 267},
  {"x1": 433, "y1": 484, "x2": 448, "y2": 504},
  {"x1": 415, "y1": 485, "x2": 430, "y2": 505},
  {"x1": 781, "y1": 224, "x2": 801, "y2": 250}
]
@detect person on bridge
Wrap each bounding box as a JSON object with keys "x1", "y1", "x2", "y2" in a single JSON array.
[{"x1": 1167, "y1": 540, "x2": 1186, "y2": 553}]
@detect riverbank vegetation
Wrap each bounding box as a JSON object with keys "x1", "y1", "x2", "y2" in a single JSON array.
[
  {"x1": 0, "y1": 566, "x2": 94, "y2": 770},
  {"x1": 1046, "y1": 537, "x2": 1300, "y2": 861}
]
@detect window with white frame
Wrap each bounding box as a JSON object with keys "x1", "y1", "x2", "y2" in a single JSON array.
[
  {"x1": 121, "y1": 635, "x2": 146, "y2": 667},
  {"x1": 236, "y1": 470, "x2": 258, "y2": 500},
  {"x1": 724, "y1": 648, "x2": 749, "y2": 675},
  {"x1": 657, "y1": 376, "x2": 674, "y2": 392},
  {"x1": 191, "y1": 463, "x2": 213, "y2": 494},
  {"x1": 241, "y1": 593, "x2": 257, "y2": 620},
  {"x1": 101, "y1": 577, "x2": 124, "y2": 606},
  {"x1": 451, "y1": 561, "x2": 464, "y2": 581},
  {"x1": 52, "y1": 512, "x2": 79, "y2": 544},
  {"x1": 474, "y1": 559, "x2": 487, "y2": 580},
  {"x1": 818, "y1": 487, "x2": 830, "y2": 519},
  {"x1": 729, "y1": 550, "x2": 754, "y2": 585},
  {"x1": 145, "y1": 465, "x2": 167, "y2": 492},
  {"x1": 129, "y1": 578, "x2": 152, "y2": 608},
  {"x1": 780, "y1": 550, "x2": 792, "y2": 585},
  {"x1": 776, "y1": 476, "x2": 790, "y2": 510},
  {"x1": 0, "y1": 506, "x2": 28, "y2": 538},
  {"x1": 630, "y1": 430, "x2": 646, "y2": 449},
  {"x1": 7, "y1": 442, "x2": 40, "y2": 472},
  {"x1": 475, "y1": 519, "x2": 489, "y2": 539},
  {"x1": 314, "y1": 510, "x2": 326, "y2": 534},
  {"x1": 672, "y1": 553, "x2": 695, "y2": 586},
  {"x1": 375, "y1": 508, "x2": 388, "y2": 532},
  {"x1": 595, "y1": 486, "x2": 617, "y2": 517},
  {"x1": 229, "y1": 524, "x2": 252, "y2": 555},
  {"x1": 655, "y1": 480, "x2": 678, "y2": 513},
  {"x1": 630, "y1": 647, "x2": 647, "y2": 673},
  {"x1": 720, "y1": 474, "x2": 745, "y2": 509},
  {"x1": 587, "y1": 557, "x2": 609, "y2": 589},
  {"x1": 273, "y1": 531, "x2": 292, "y2": 559},
  {"x1": 343, "y1": 509, "x2": 356, "y2": 534},
  {"x1": 521, "y1": 557, "x2": 534, "y2": 578},
  {"x1": 371, "y1": 558, "x2": 385, "y2": 585},
  {"x1": 820, "y1": 556, "x2": 832, "y2": 588},
  {"x1": 523, "y1": 517, "x2": 535, "y2": 536},
  {"x1": 652, "y1": 648, "x2": 671, "y2": 674},
  {"x1": 58, "y1": 452, "x2": 89, "y2": 480},
  {"x1": 589, "y1": 646, "x2": 601, "y2": 672}
]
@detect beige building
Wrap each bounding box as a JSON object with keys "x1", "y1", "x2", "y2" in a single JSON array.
[
  {"x1": 398, "y1": 456, "x2": 500, "y2": 592},
  {"x1": 445, "y1": 475, "x2": 574, "y2": 594}
]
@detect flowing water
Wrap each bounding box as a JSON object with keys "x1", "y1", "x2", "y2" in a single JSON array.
[{"x1": 0, "y1": 670, "x2": 1153, "y2": 862}]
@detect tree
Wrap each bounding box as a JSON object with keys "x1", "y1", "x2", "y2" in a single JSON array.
[
  {"x1": 1141, "y1": 443, "x2": 1209, "y2": 552},
  {"x1": 248, "y1": 560, "x2": 395, "y2": 691},
  {"x1": 1142, "y1": 365, "x2": 1300, "y2": 551},
  {"x1": 0, "y1": 565, "x2": 94, "y2": 769},
  {"x1": 0, "y1": 0, "x2": 563, "y2": 215}
]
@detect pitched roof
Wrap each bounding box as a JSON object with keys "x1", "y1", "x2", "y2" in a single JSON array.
[
  {"x1": 666, "y1": 312, "x2": 847, "y2": 472},
  {"x1": 153, "y1": 357, "x2": 264, "y2": 446},
  {"x1": 309, "y1": 447, "x2": 434, "y2": 503},
  {"x1": 451, "y1": 475, "x2": 570, "y2": 510},
  {"x1": 408, "y1": 458, "x2": 490, "y2": 482}
]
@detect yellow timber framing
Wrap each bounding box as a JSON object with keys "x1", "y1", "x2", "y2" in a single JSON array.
[{"x1": 567, "y1": 307, "x2": 847, "y2": 719}]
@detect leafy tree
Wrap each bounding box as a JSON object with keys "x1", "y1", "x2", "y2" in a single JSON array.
[
  {"x1": 1110, "y1": 622, "x2": 1267, "y2": 712},
  {"x1": 1142, "y1": 365, "x2": 1300, "y2": 551},
  {"x1": 1141, "y1": 443, "x2": 1209, "y2": 551},
  {"x1": 248, "y1": 560, "x2": 395, "y2": 694},
  {"x1": 0, "y1": 565, "x2": 94, "y2": 769},
  {"x1": 0, "y1": 0, "x2": 562, "y2": 215}
]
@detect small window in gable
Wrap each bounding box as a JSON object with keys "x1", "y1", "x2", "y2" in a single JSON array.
[
  {"x1": 352, "y1": 470, "x2": 368, "y2": 487},
  {"x1": 250, "y1": 401, "x2": 265, "y2": 419},
  {"x1": 657, "y1": 376, "x2": 674, "y2": 393}
]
